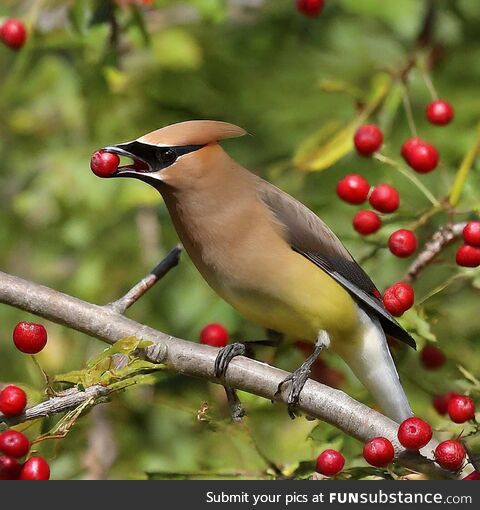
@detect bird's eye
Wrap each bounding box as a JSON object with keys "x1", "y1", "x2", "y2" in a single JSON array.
[{"x1": 156, "y1": 148, "x2": 177, "y2": 167}]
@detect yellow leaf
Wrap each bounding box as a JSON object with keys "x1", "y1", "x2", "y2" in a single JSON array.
[{"x1": 294, "y1": 73, "x2": 392, "y2": 172}]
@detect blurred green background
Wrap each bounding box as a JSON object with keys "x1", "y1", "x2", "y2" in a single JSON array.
[{"x1": 1, "y1": 0, "x2": 479, "y2": 479}]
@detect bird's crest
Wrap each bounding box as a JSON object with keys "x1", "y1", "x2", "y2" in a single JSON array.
[{"x1": 138, "y1": 120, "x2": 247, "y2": 147}]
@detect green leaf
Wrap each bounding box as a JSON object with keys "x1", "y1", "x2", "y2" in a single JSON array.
[{"x1": 457, "y1": 365, "x2": 480, "y2": 391}]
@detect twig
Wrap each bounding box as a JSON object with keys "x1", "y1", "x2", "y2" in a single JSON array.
[
  {"x1": 0, "y1": 270, "x2": 469, "y2": 479},
  {"x1": 108, "y1": 245, "x2": 182, "y2": 313},
  {"x1": 0, "y1": 385, "x2": 111, "y2": 427},
  {"x1": 401, "y1": 84, "x2": 418, "y2": 137},
  {"x1": 374, "y1": 154, "x2": 440, "y2": 207},
  {"x1": 404, "y1": 222, "x2": 466, "y2": 283}
]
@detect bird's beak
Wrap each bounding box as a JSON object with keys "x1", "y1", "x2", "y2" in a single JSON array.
[{"x1": 102, "y1": 142, "x2": 157, "y2": 180}]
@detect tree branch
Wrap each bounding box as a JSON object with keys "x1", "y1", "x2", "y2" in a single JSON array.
[
  {"x1": 107, "y1": 244, "x2": 182, "y2": 313},
  {"x1": 0, "y1": 270, "x2": 470, "y2": 478},
  {"x1": 0, "y1": 385, "x2": 111, "y2": 426},
  {"x1": 404, "y1": 222, "x2": 466, "y2": 283}
]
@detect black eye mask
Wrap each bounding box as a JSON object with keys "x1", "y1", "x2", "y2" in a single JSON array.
[{"x1": 113, "y1": 141, "x2": 205, "y2": 172}]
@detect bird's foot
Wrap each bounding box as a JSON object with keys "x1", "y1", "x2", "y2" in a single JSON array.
[
  {"x1": 275, "y1": 364, "x2": 312, "y2": 419},
  {"x1": 213, "y1": 343, "x2": 247, "y2": 422},
  {"x1": 224, "y1": 386, "x2": 246, "y2": 422},
  {"x1": 274, "y1": 332, "x2": 328, "y2": 419},
  {"x1": 214, "y1": 342, "x2": 247, "y2": 379}
]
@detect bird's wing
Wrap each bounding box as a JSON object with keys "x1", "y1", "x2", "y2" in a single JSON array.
[{"x1": 257, "y1": 179, "x2": 416, "y2": 349}]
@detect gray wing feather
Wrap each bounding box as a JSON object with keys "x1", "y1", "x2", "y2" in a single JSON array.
[{"x1": 257, "y1": 179, "x2": 416, "y2": 349}]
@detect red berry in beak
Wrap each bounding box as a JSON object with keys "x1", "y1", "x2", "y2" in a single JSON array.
[{"x1": 90, "y1": 150, "x2": 120, "y2": 177}]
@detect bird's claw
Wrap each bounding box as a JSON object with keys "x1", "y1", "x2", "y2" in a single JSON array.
[
  {"x1": 214, "y1": 342, "x2": 247, "y2": 379},
  {"x1": 275, "y1": 365, "x2": 312, "y2": 419}
]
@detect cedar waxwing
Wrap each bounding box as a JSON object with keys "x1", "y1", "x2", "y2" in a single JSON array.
[{"x1": 102, "y1": 120, "x2": 416, "y2": 423}]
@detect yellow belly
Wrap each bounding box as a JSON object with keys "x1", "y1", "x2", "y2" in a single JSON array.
[{"x1": 215, "y1": 250, "x2": 360, "y2": 344}]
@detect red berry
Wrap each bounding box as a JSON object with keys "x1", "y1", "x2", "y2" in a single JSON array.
[
  {"x1": 426, "y1": 99, "x2": 454, "y2": 126},
  {"x1": 0, "y1": 456, "x2": 21, "y2": 480},
  {"x1": 434, "y1": 440, "x2": 465, "y2": 471},
  {"x1": 463, "y1": 471, "x2": 480, "y2": 480},
  {"x1": 463, "y1": 221, "x2": 480, "y2": 247},
  {"x1": 199, "y1": 323, "x2": 229, "y2": 348},
  {"x1": 0, "y1": 19, "x2": 27, "y2": 50},
  {"x1": 420, "y1": 344, "x2": 446, "y2": 370},
  {"x1": 353, "y1": 210, "x2": 381, "y2": 235},
  {"x1": 19, "y1": 456, "x2": 50, "y2": 480},
  {"x1": 0, "y1": 385, "x2": 27, "y2": 417},
  {"x1": 354, "y1": 124, "x2": 383, "y2": 156},
  {"x1": 0, "y1": 430, "x2": 30, "y2": 458},
  {"x1": 13, "y1": 322, "x2": 48, "y2": 354},
  {"x1": 448, "y1": 395, "x2": 476, "y2": 423},
  {"x1": 362, "y1": 437, "x2": 395, "y2": 467},
  {"x1": 401, "y1": 138, "x2": 439, "y2": 173},
  {"x1": 456, "y1": 244, "x2": 480, "y2": 268},
  {"x1": 90, "y1": 150, "x2": 120, "y2": 177},
  {"x1": 296, "y1": 0, "x2": 325, "y2": 17},
  {"x1": 433, "y1": 392, "x2": 458, "y2": 416},
  {"x1": 315, "y1": 449, "x2": 345, "y2": 476},
  {"x1": 383, "y1": 282, "x2": 414, "y2": 317},
  {"x1": 336, "y1": 174, "x2": 370, "y2": 205},
  {"x1": 369, "y1": 184, "x2": 400, "y2": 214},
  {"x1": 388, "y1": 229, "x2": 417, "y2": 258},
  {"x1": 397, "y1": 417, "x2": 432, "y2": 450}
]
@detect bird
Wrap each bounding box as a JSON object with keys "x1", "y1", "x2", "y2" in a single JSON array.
[{"x1": 101, "y1": 120, "x2": 416, "y2": 423}]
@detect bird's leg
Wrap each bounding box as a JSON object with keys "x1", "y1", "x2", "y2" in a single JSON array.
[
  {"x1": 275, "y1": 331, "x2": 330, "y2": 419},
  {"x1": 214, "y1": 330, "x2": 284, "y2": 422}
]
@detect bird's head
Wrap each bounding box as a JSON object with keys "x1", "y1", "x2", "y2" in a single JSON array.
[{"x1": 100, "y1": 120, "x2": 246, "y2": 186}]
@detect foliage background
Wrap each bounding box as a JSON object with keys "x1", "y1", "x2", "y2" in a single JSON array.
[{"x1": 0, "y1": 0, "x2": 479, "y2": 479}]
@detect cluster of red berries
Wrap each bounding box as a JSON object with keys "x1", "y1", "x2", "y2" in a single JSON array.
[
  {"x1": 0, "y1": 322, "x2": 50, "y2": 480},
  {"x1": 296, "y1": 0, "x2": 325, "y2": 17},
  {"x1": 456, "y1": 221, "x2": 480, "y2": 268},
  {"x1": 315, "y1": 415, "x2": 473, "y2": 477},
  {"x1": 0, "y1": 19, "x2": 27, "y2": 50},
  {"x1": 0, "y1": 430, "x2": 49, "y2": 480},
  {"x1": 400, "y1": 99, "x2": 454, "y2": 173},
  {"x1": 337, "y1": 171, "x2": 402, "y2": 238},
  {"x1": 338, "y1": 128, "x2": 418, "y2": 259}
]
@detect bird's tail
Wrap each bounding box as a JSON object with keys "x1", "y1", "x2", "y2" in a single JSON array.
[{"x1": 339, "y1": 308, "x2": 413, "y2": 423}]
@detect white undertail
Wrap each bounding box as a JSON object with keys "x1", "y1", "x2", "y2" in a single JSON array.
[{"x1": 339, "y1": 308, "x2": 413, "y2": 423}]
